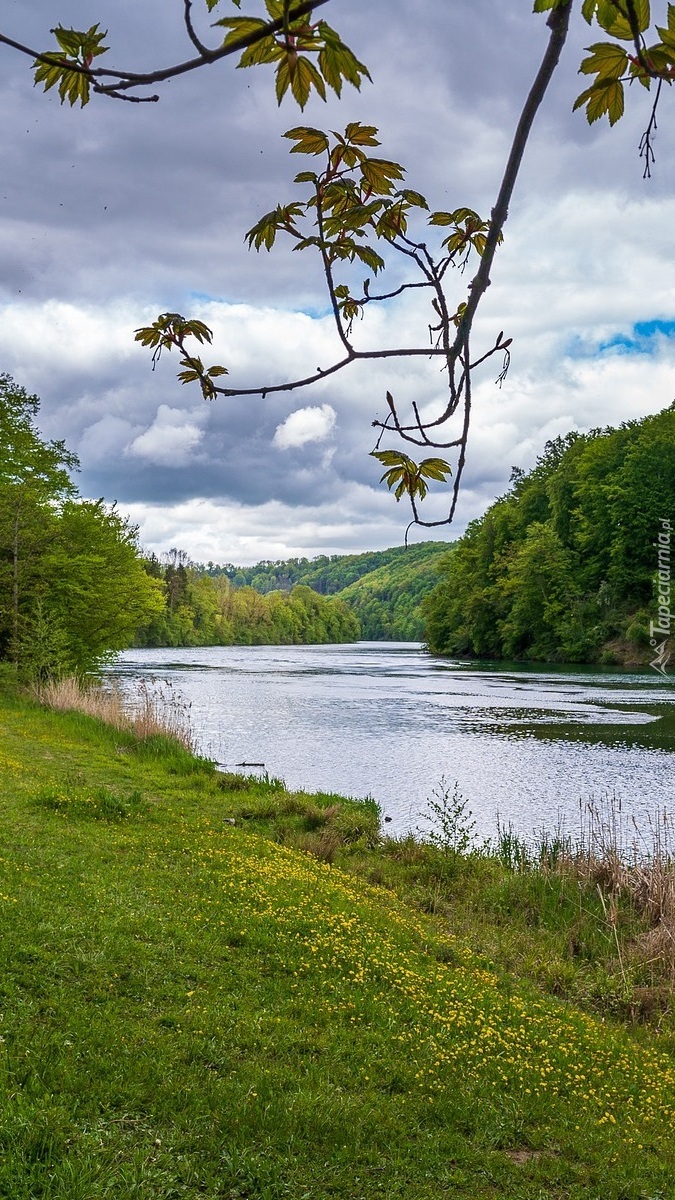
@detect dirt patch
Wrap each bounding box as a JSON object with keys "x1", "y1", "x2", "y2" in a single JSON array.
[{"x1": 504, "y1": 1148, "x2": 545, "y2": 1165}]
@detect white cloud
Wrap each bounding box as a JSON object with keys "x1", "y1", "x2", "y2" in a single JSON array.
[
  {"x1": 127, "y1": 405, "x2": 205, "y2": 467},
  {"x1": 124, "y1": 484, "x2": 451, "y2": 565},
  {"x1": 273, "y1": 403, "x2": 337, "y2": 449}
]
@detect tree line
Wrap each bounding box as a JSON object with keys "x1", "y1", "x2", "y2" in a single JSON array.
[
  {"x1": 423, "y1": 405, "x2": 675, "y2": 665},
  {"x1": 135, "y1": 558, "x2": 359, "y2": 647},
  {"x1": 160, "y1": 542, "x2": 449, "y2": 643}
]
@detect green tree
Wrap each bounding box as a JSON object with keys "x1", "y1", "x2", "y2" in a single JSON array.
[
  {"x1": 0, "y1": 375, "x2": 164, "y2": 679},
  {"x1": 0, "y1": 375, "x2": 77, "y2": 667},
  {"x1": 423, "y1": 406, "x2": 675, "y2": 665}
]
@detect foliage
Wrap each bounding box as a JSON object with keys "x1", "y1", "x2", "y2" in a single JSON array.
[
  {"x1": 0, "y1": 374, "x2": 163, "y2": 679},
  {"x1": 214, "y1": 6, "x2": 370, "y2": 109},
  {"x1": 418, "y1": 777, "x2": 478, "y2": 858},
  {"x1": 133, "y1": 112, "x2": 504, "y2": 529},
  {"x1": 201, "y1": 541, "x2": 448, "y2": 596},
  {"x1": 423, "y1": 405, "x2": 675, "y2": 664},
  {"x1": 135, "y1": 559, "x2": 360, "y2": 646},
  {"x1": 371, "y1": 449, "x2": 452, "y2": 505},
  {"x1": 335, "y1": 543, "x2": 452, "y2": 640},
  {"x1": 177, "y1": 542, "x2": 449, "y2": 641}
]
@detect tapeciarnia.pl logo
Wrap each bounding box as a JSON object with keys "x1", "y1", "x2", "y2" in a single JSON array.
[{"x1": 650, "y1": 517, "x2": 672, "y2": 676}]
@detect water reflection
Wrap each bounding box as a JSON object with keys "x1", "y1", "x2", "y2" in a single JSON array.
[{"x1": 110, "y1": 643, "x2": 674, "y2": 840}]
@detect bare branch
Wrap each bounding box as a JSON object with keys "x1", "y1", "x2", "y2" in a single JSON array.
[
  {"x1": 183, "y1": 0, "x2": 216, "y2": 59},
  {"x1": 639, "y1": 77, "x2": 662, "y2": 178},
  {"x1": 452, "y1": 2, "x2": 572, "y2": 355}
]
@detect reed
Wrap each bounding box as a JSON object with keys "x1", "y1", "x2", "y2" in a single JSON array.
[
  {"x1": 37, "y1": 675, "x2": 197, "y2": 752},
  {"x1": 503, "y1": 795, "x2": 675, "y2": 987}
]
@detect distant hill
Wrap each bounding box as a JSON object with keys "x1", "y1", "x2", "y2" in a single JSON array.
[
  {"x1": 200, "y1": 542, "x2": 453, "y2": 641},
  {"x1": 337, "y1": 543, "x2": 453, "y2": 640}
]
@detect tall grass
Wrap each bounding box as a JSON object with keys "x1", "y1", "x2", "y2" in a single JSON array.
[
  {"x1": 37, "y1": 676, "x2": 197, "y2": 752},
  {"x1": 495, "y1": 795, "x2": 675, "y2": 986}
]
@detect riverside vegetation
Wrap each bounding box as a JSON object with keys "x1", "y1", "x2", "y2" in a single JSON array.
[
  {"x1": 424, "y1": 405, "x2": 675, "y2": 665},
  {"x1": 135, "y1": 543, "x2": 449, "y2": 647},
  {"x1": 5, "y1": 367, "x2": 671, "y2": 668},
  {"x1": 1, "y1": 679, "x2": 675, "y2": 1198}
]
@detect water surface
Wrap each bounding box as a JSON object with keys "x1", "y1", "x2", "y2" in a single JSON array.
[{"x1": 111, "y1": 643, "x2": 675, "y2": 839}]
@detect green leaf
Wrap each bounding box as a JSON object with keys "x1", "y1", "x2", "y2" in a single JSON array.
[
  {"x1": 290, "y1": 57, "x2": 326, "y2": 109},
  {"x1": 284, "y1": 126, "x2": 330, "y2": 155},
  {"x1": 655, "y1": 24, "x2": 675, "y2": 52},
  {"x1": 215, "y1": 15, "x2": 270, "y2": 46},
  {"x1": 579, "y1": 42, "x2": 629, "y2": 80},
  {"x1": 429, "y1": 207, "x2": 481, "y2": 227},
  {"x1": 238, "y1": 36, "x2": 284, "y2": 68},
  {"x1": 316, "y1": 24, "x2": 371, "y2": 95},
  {"x1": 53, "y1": 27, "x2": 85, "y2": 56},
  {"x1": 343, "y1": 122, "x2": 379, "y2": 146},
  {"x1": 360, "y1": 157, "x2": 405, "y2": 195},
  {"x1": 246, "y1": 210, "x2": 281, "y2": 251},
  {"x1": 595, "y1": 0, "x2": 650, "y2": 38},
  {"x1": 177, "y1": 361, "x2": 204, "y2": 385},
  {"x1": 573, "y1": 77, "x2": 625, "y2": 124},
  {"x1": 398, "y1": 188, "x2": 429, "y2": 210},
  {"x1": 275, "y1": 55, "x2": 291, "y2": 104},
  {"x1": 352, "y1": 245, "x2": 385, "y2": 273},
  {"x1": 419, "y1": 457, "x2": 452, "y2": 482}
]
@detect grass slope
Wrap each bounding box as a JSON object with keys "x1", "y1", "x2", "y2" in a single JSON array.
[{"x1": 0, "y1": 692, "x2": 674, "y2": 1198}]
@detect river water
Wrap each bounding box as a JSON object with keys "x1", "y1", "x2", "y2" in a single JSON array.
[{"x1": 111, "y1": 643, "x2": 675, "y2": 842}]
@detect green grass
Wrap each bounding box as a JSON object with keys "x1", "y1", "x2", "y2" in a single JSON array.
[{"x1": 1, "y1": 691, "x2": 675, "y2": 1198}]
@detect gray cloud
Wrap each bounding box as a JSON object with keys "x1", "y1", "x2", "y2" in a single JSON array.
[{"x1": 1, "y1": 1, "x2": 674, "y2": 560}]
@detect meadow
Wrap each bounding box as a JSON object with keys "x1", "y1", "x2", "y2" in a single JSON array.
[{"x1": 0, "y1": 685, "x2": 674, "y2": 1198}]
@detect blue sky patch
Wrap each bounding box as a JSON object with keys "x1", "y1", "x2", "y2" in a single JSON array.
[{"x1": 598, "y1": 319, "x2": 675, "y2": 355}]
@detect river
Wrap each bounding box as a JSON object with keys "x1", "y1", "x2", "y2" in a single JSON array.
[{"x1": 110, "y1": 643, "x2": 675, "y2": 842}]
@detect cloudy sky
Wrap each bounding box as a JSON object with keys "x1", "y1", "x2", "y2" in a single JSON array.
[{"x1": 1, "y1": 0, "x2": 674, "y2": 564}]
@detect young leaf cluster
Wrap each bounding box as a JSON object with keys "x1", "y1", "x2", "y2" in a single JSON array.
[
  {"x1": 214, "y1": 1, "x2": 370, "y2": 109},
  {"x1": 133, "y1": 313, "x2": 228, "y2": 401},
  {"x1": 572, "y1": 1, "x2": 675, "y2": 126},
  {"x1": 33, "y1": 24, "x2": 107, "y2": 107},
  {"x1": 371, "y1": 449, "x2": 452, "y2": 504},
  {"x1": 245, "y1": 122, "x2": 494, "y2": 333},
  {"x1": 429, "y1": 208, "x2": 503, "y2": 265}
]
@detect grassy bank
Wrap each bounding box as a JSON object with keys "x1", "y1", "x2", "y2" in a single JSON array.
[{"x1": 1, "y1": 688, "x2": 675, "y2": 1198}]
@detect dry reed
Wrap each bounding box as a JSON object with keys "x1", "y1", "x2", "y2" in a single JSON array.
[
  {"x1": 549, "y1": 797, "x2": 675, "y2": 985},
  {"x1": 37, "y1": 676, "x2": 196, "y2": 752}
]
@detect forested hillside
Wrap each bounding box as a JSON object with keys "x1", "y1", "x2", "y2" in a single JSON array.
[
  {"x1": 338, "y1": 543, "x2": 452, "y2": 640},
  {"x1": 201, "y1": 542, "x2": 450, "y2": 597},
  {"x1": 423, "y1": 406, "x2": 675, "y2": 665},
  {"x1": 134, "y1": 562, "x2": 359, "y2": 648},
  {"x1": 190, "y1": 542, "x2": 450, "y2": 642},
  {"x1": 0, "y1": 374, "x2": 162, "y2": 680}
]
